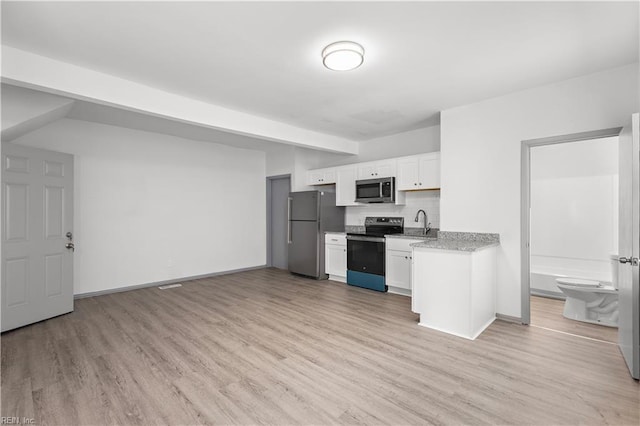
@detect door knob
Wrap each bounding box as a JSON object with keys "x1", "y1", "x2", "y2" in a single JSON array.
[
  {"x1": 619, "y1": 257, "x2": 639, "y2": 266},
  {"x1": 66, "y1": 231, "x2": 73, "y2": 240},
  {"x1": 65, "y1": 242, "x2": 75, "y2": 252}
]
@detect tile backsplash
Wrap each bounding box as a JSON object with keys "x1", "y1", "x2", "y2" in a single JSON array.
[{"x1": 345, "y1": 191, "x2": 440, "y2": 229}]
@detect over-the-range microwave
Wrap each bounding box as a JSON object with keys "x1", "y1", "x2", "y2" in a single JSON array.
[{"x1": 355, "y1": 177, "x2": 395, "y2": 203}]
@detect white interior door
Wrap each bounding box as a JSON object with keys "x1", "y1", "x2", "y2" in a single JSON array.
[
  {"x1": 617, "y1": 113, "x2": 640, "y2": 379},
  {"x1": 2, "y1": 143, "x2": 74, "y2": 332}
]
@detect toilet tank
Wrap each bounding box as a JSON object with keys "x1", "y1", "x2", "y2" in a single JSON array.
[{"x1": 611, "y1": 254, "x2": 619, "y2": 289}]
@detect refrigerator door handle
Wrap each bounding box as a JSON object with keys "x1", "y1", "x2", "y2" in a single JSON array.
[{"x1": 287, "y1": 196, "x2": 292, "y2": 244}]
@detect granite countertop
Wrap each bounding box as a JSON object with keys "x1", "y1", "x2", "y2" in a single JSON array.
[
  {"x1": 325, "y1": 231, "x2": 346, "y2": 235},
  {"x1": 385, "y1": 228, "x2": 439, "y2": 240},
  {"x1": 344, "y1": 225, "x2": 365, "y2": 234},
  {"x1": 410, "y1": 231, "x2": 500, "y2": 252}
]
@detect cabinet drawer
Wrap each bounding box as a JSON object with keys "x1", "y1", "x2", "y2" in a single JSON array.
[
  {"x1": 325, "y1": 234, "x2": 346, "y2": 246},
  {"x1": 385, "y1": 237, "x2": 424, "y2": 252}
]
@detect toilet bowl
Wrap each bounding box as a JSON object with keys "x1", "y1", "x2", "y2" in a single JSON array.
[{"x1": 555, "y1": 277, "x2": 619, "y2": 327}]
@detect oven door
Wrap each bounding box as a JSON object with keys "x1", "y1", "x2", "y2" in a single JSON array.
[{"x1": 346, "y1": 235, "x2": 385, "y2": 276}]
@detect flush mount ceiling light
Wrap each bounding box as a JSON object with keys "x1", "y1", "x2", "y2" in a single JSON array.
[{"x1": 322, "y1": 41, "x2": 364, "y2": 71}]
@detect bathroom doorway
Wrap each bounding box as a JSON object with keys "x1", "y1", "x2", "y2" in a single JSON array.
[{"x1": 522, "y1": 130, "x2": 621, "y2": 343}]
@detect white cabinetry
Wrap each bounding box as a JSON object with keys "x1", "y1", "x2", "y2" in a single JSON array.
[
  {"x1": 386, "y1": 238, "x2": 424, "y2": 296},
  {"x1": 357, "y1": 160, "x2": 396, "y2": 179},
  {"x1": 412, "y1": 245, "x2": 496, "y2": 340},
  {"x1": 307, "y1": 168, "x2": 336, "y2": 185},
  {"x1": 397, "y1": 152, "x2": 440, "y2": 190},
  {"x1": 335, "y1": 166, "x2": 358, "y2": 206},
  {"x1": 325, "y1": 233, "x2": 347, "y2": 282}
]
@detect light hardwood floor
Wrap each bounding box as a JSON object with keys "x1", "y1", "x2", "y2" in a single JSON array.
[
  {"x1": 2, "y1": 268, "x2": 639, "y2": 425},
  {"x1": 530, "y1": 295, "x2": 619, "y2": 343}
]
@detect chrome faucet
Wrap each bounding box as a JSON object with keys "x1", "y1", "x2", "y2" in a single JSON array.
[{"x1": 415, "y1": 209, "x2": 431, "y2": 235}]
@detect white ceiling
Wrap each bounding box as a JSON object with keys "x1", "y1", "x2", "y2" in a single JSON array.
[{"x1": 1, "y1": 1, "x2": 638, "y2": 142}]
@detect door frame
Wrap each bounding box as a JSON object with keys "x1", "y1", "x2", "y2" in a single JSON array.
[
  {"x1": 266, "y1": 174, "x2": 291, "y2": 267},
  {"x1": 520, "y1": 127, "x2": 622, "y2": 324}
]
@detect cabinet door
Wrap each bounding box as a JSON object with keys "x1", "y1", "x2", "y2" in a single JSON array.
[
  {"x1": 375, "y1": 160, "x2": 396, "y2": 178},
  {"x1": 323, "y1": 169, "x2": 336, "y2": 184},
  {"x1": 307, "y1": 170, "x2": 325, "y2": 185},
  {"x1": 325, "y1": 244, "x2": 347, "y2": 277},
  {"x1": 397, "y1": 157, "x2": 420, "y2": 190},
  {"x1": 336, "y1": 166, "x2": 358, "y2": 206},
  {"x1": 357, "y1": 163, "x2": 378, "y2": 179},
  {"x1": 418, "y1": 154, "x2": 440, "y2": 189},
  {"x1": 386, "y1": 249, "x2": 412, "y2": 290}
]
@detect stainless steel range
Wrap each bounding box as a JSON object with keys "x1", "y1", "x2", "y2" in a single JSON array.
[{"x1": 346, "y1": 217, "x2": 404, "y2": 291}]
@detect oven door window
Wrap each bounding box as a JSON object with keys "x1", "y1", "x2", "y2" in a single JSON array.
[
  {"x1": 356, "y1": 183, "x2": 381, "y2": 200},
  {"x1": 347, "y1": 239, "x2": 385, "y2": 276}
]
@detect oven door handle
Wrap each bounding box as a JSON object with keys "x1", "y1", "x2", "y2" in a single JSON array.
[{"x1": 346, "y1": 235, "x2": 386, "y2": 243}]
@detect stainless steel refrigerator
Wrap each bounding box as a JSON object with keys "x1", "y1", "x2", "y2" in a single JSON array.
[{"x1": 288, "y1": 191, "x2": 345, "y2": 279}]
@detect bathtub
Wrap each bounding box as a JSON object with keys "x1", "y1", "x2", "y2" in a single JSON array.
[
  {"x1": 530, "y1": 271, "x2": 567, "y2": 299},
  {"x1": 530, "y1": 255, "x2": 614, "y2": 299}
]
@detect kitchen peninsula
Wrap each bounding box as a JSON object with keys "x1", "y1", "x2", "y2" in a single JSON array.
[{"x1": 411, "y1": 232, "x2": 500, "y2": 340}]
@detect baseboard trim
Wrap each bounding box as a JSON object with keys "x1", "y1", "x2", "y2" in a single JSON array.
[
  {"x1": 496, "y1": 313, "x2": 523, "y2": 324},
  {"x1": 74, "y1": 265, "x2": 267, "y2": 299}
]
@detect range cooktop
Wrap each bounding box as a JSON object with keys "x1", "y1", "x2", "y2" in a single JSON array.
[{"x1": 348, "y1": 216, "x2": 404, "y2": 237}]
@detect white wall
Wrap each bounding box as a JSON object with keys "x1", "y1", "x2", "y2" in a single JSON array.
[
  {"x1": 265, "y1": 145, "x2": 294, "y2": 178},
  {"x1": 266, "y1": 146, "x2": 340, "y2": 191},
  {"x1": 311, "y1": 125, "x2": 441, "y2": 169},
  {"x1": 530, "y1": 137, "x2": 619, "y2": 292},
  {"x1": 345, "y1": 191, "x2": 440, "y2": 229},
  {"x1": 269, "y1": 124, "x2": 441, "y2": 193},
  {"x1": 440, "y1": 63, "x2": 639, "y2": 317},
  {"x1": 13, "y1": 118, "x2": 266, "y2": 295}
]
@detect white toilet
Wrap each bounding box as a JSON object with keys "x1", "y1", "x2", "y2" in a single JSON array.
[{"x1": 555, "y1": 255, "x2": 619, "y2": 327}]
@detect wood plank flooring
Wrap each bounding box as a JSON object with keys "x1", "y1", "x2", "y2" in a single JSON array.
[
  {"x1": 530, "y1": 295, "x2": 619, "y2": 343},
  {"x1": 2, "y1": 268, "x2": 639, "y2": 425}
]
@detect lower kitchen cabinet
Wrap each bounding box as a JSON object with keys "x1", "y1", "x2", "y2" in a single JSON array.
[
  {"x1": 325, "y1": 233, "x2": 346, "y2": 282},
  {"x1": 412, "y1": 245, "x2": 497, "y2": 340},
  {"x1": 385, "y1": 237, "x2": 425, "y2": 296}
]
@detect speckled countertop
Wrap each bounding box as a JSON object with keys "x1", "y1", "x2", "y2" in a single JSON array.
[
  {"x1": 385, "y1": 228, "x2": 439, "y2": 240},
  {"x1": 344, "y1": 225, "x2": 364, "y2": 234},
  {"x1": 338, "y1": 226, "x2": 439, "y2": 240},
  {"x1": 411, "y1": 231, "x2": 500, "y2": 252}
]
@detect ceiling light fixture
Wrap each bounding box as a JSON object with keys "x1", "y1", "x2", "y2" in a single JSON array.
[{"x1": 322, "y1": 41, "x2": 364, "y2": 71}]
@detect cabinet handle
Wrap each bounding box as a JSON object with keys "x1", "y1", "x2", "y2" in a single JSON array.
[
  {"x1": 419, "y1": 182, "x2": 422, "y2": 185},
  {"x1": 414, "y1": 183, "x2": 417, "y2": 186}
]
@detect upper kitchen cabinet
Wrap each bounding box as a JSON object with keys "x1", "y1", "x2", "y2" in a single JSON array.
[
  {"x1": 397, "y1": 152, "x2": 440, "y2": 191},
  {"x1": 335, "y1": 165, "x2": 359, "y2": 206},
  {"x1": 307, "y1": 168, "x2": 336, "y2": 185},
  {"x1": 356, "y1": 159, "x2": 396, "y2": 180}
]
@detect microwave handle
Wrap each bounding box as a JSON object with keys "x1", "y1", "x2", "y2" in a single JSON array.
[{"x1": 379, "y1": 182, "x2": 383, "y2": 196}]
